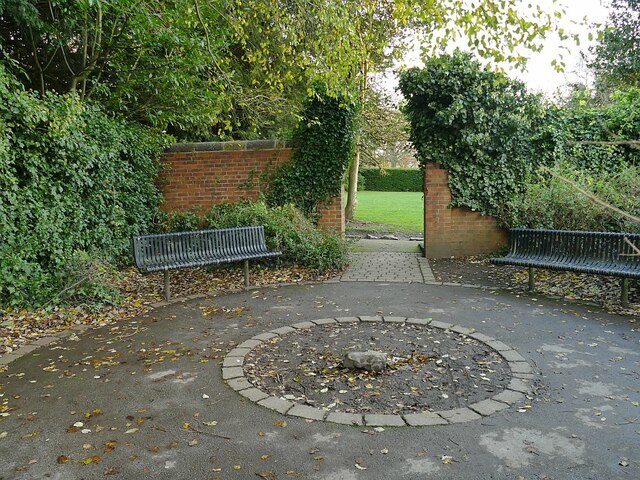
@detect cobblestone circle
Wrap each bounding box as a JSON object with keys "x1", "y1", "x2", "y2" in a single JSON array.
[{"x1": 222, "y1": 316, "x2": 535, "y2": 426}]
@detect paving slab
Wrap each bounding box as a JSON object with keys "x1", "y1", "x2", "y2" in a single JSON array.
[
  {"x1": 326, "y1": 412, "x2": 364, "y2": 426},
  {"x1": 364, "y1": 414, "x2": 406, "y2": 427},
  {"x1": 287, "y1": 405, "x2": 326, "y2": 421},
  {"x1": 492, "y1": 389, "x2": 526, "y2": 405},
  {"x1": 469, "y1": 399, "x2": 510, "y2": 416},
  {"x1": 403, "y1": 412, "x2": 448, "y2": 426},
  {"x1": 257, "y1": 396, "x2": 294, "y2": 414},
  {"x1": 438, "y1": 407, "x2": 482, "y2": 423}
]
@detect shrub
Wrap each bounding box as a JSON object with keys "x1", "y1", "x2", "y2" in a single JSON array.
[
  {"x1": 0, "y1": 65, "x2": 166, "y2": 307},
  {"x1": 508, "y1": 163, "x2": 640, "y2": 233},
  {"x1": 359, "y1": 168, "x2": 422, "y2": 192},
  {"x1": 204, "y1": 201, "x2": 349, "y2": 270}
]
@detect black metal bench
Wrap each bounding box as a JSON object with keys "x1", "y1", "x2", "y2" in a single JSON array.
[
  {"x1": 132, "y1": 226, "x2": 281, "y2": 300},
  {"x1": 490, "y1": 229, "x2": 640, "y2": 306}
]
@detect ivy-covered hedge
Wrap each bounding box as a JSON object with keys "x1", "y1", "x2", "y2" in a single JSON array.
[
  {"x1": 0, "y1": 66, "x2": 166, "y2": 307},
  {"x1": 399, "y1": 51, "x2": 549, "y2": 218},
  {"x1": 266, "y1": 86, "x2": 357, "y2": 217},
  {"x1": 359, "y1": 168, "x2": 422, "y2": 192}
]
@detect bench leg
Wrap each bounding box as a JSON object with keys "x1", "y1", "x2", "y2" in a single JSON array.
[
  {"x1": 622, "y1": 278, "x2": 629, "y2": 308},
  {"x1": 528, "y1": 267, "x2": 534, "y2": 292},
  {"x1": 164, "y1": 270, "x2": 171, "y2": 301},
  {"x1": 244, "y1": 260, "x2": 250, "y2": 287}
]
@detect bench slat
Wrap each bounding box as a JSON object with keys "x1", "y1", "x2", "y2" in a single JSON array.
[
  {"x1": 132, "y1": 226, "x2": 281, "y2": 273},
  {"x1": 491, "y1": 229, "x2": 640, "y2": 279}
]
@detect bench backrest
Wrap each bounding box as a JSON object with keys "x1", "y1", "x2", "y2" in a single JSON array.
[
  {"x1": 507, "y1": 229, "x2": 640, "y2": 269},
  {"x1": 132, "y1": 226, "x2": 270, "y2": 272}
]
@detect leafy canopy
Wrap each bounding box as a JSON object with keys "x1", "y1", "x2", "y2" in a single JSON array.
[
  {"x1": 0, "y1": 0, "x2": 564, "y2": 139},
  {"x1": 590, "y1": 0, "x2": 640, "y2": 90}
]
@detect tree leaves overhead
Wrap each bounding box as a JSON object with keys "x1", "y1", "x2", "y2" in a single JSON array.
[
  {"x1": 0, "y1": 0, "x2": 564, "y2": 139},
  {"x1": 590, "y1": 0, "x2": 640, "y2": 91}
]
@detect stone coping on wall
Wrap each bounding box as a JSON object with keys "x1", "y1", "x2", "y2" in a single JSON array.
[{"x1": 167, "y1": 139, "x2": 295, "y2": 153}]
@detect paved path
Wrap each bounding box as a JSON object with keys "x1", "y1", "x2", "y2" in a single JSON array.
[
  {"x1": 341, "y1": 239, "x2": 436, "y2": 283},
  {"x1": 0, "y1": 244, "x2": 638, "y2": 479}
]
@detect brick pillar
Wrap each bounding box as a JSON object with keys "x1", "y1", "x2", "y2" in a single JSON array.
[
  {"x1": 317, "y1": 188, "x2": 345, "y2": 235},
  {"x1": 424, "y1": 163, "x2": 507, "y2": 258}
]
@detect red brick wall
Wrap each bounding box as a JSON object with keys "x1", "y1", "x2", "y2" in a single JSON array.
[
  {"x1": 316, "y1": 188, "x2": 345, "y2": 235},
  {"x1": 424, "y1": 163, "x2": 507, "y2": 258},
  {"x1": 159, "y1": 141, "x2": 344, "y2": 235}
]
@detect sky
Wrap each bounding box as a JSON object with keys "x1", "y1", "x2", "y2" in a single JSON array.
[{"x1": 381, "y1": 0, "x2": 612, "y2": 99}]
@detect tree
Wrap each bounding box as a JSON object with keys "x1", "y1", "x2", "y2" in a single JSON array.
[
  {"x1": 342, "y1": 0, "x2": 564, "y2": 220},
  {"x1": 359, "y1": 85, "x2": 411, "y2": 168},
  {"x1": 590, "y1": 0, "x2": 640, "y2": 91},
  {"x1": 0, "y1": 0, "x2": 232, "y2": 135}
]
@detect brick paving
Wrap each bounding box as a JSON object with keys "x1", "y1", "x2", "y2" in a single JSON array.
[{"x1": 341, "y1": 252, "x2": 432, "y2": 282}]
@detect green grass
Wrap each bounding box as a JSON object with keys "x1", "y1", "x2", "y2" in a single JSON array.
[{"x1": 353, "y1": 191, "x2": 423, "y2": 233}]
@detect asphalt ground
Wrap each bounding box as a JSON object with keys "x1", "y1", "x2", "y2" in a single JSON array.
[{"x1": 0, "y1": 279, "x2": 638, "y2": 479}]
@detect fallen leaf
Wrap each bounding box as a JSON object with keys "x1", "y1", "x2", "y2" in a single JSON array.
[
  {"x1": 355, "y1": 463, "x2": 367, "y2": 470},
  {"x1": 56, "y1": 455, "x2": 70, "y2": 464},
  {"x1": 188, "y1": 439, "x2": 198, "y2": 447},
  {"x1": 104, "y1": 466, "x2": 119, "y2": 475},
  {"x1": 125, "y1": 428, "x2": 138, "y2": 434},
  {"x1": 203, "y1": 421, "x2": 218, "y2": 426},
  {"x1": 104, "y1": 441, "x2": 118, "y2": 453},
  {"x1": 257, "y1": 471, "x2": 277, "y2": 479},
  {"x1": 273, "y1": 420, "x2": 287, "y2": 427}
]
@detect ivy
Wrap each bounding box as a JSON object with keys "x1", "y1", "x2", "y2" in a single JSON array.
[
  {"x1": 266, "y1": 87, "x2": 357, "y2": 217},
  {"x1": 0, "y1": 65, "x2": 166, "y2": 307},
  {"x1": 399, "y1": 51, "x2": 548, "y2": 219}
]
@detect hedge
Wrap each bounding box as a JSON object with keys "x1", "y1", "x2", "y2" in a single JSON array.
[
  {"x1": 359, "y1": 168, "x2": 422, "y2": 192},
  {"x1": 0, "y1": 65, "x2": 166, "y2": 307}
]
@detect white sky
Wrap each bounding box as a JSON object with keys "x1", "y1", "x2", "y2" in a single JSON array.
[{"x1": 381, "y1": 0, "x2": 612, "y2": 99}]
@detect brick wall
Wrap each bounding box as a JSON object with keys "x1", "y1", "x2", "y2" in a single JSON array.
[
  {"x1": 424, "y1": 163, "x2": 507, "y2": 258},
  {"x1": 159, "y1": 141, "x2": 344, "y2": 235}
]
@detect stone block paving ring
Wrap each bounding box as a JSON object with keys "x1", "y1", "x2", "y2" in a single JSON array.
[{"x1": 222, "y1": 316, "x2": 535, "y2": 427}]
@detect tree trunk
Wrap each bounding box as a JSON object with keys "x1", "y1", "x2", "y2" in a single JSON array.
[{"x1": 345, "y1": 146, "x2": 360, "y2": 220}]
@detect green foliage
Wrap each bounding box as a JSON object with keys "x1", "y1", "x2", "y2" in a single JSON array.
[
  {"x1": 0, "y1": 0, "x2": 230, "y2": 136},
  {"x1": 549, "y1": 88, "x2": 640, "y2": 172},
  {"x1": 0, "y1": 0, "x2": 564, "y2": 140},
  {"x1": 359, "y1": 168, "x2": 422, "y2": 192},
  {"x1": 399, "y1": 51, "x2": 548, "y2": 217},
  {"x1": 508, "y1": 163, "x2": 640, "y2": 233},
  {"x1": 266, "y1": 88, "x2": 357, "y2": 217},
  {"x1": 590, "y1": 0, "x2": 640, "y2": 90},
  {"x1": 202, "y1": 201, "x2": 349, "y2": 271},
  {"x1": 0, "y1": 65, "x2": 165, "y2": 307}
]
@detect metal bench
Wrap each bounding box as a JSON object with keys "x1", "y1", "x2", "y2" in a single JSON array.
[
  {"x1": 490, "y1": 229, "x2": 640, "y2": 306},
  {"x1": 132, "y1": 226, "x2": 281, "y2": 300}
]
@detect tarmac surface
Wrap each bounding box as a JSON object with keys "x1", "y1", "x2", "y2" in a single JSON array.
[{"x1": 0, "y1": 242, "x2": 639, "y2": 479}]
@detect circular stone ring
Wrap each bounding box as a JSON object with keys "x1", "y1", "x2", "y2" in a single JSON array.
[{"x1": 222, "y1": 316, "x2": 535, "y2": 427}]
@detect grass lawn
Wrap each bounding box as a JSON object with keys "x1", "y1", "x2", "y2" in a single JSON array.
[{"x1": 353, "y1": 191, "x2": 423, "y2": 233}]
